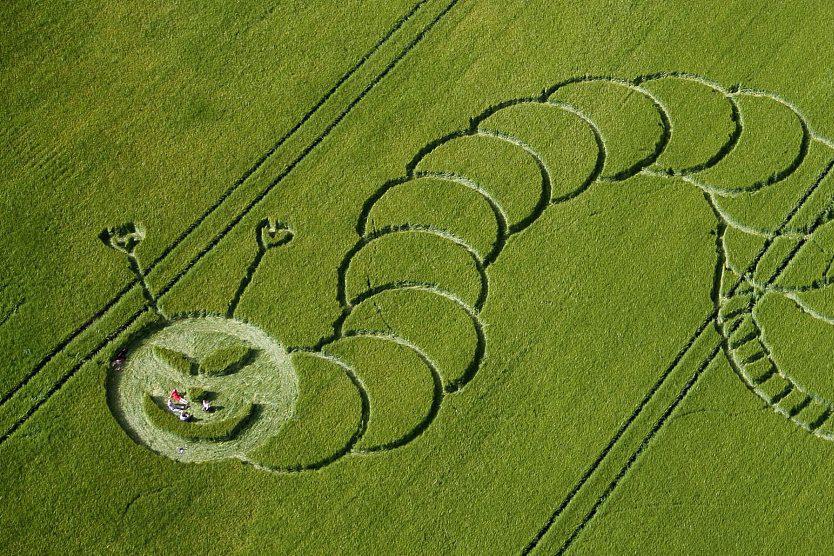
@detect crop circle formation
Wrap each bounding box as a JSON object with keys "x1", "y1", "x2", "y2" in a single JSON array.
[
  {"x1": 104, "y1": 72, "x2": 834, "y2": 471},
  {"x1": 108, "y1": 316, "x2": 297, "y2": 463}
]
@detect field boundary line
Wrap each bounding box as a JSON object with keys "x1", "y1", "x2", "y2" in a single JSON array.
[{"x1": 0, "y1": 0, "x2": 462, "y2": 445}]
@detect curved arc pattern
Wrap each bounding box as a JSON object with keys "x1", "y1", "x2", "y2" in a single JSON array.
[{"x1": 106, "y1": 71, "x2": 834, "y2": 473}]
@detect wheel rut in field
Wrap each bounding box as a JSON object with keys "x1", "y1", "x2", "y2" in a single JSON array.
[{"x1": 0, "y1": 0, "x2": 462, "y2": 443}]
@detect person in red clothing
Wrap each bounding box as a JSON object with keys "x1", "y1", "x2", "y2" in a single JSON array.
[{"x1": 167, "y1": 389, "x2": 189, "y2": 413}]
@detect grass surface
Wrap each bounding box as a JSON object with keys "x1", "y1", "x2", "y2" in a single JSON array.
[{"x1": 4, "y1": 0, "x2": 834, "y2": 553}]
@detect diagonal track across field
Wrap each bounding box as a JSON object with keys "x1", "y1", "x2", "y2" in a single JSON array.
[
  {"x1": 0, "y1": 0, "x2": 461, "y2": 445},
  {"x1": 525, "y1": 155, "x2": 834, "y2": 554}
]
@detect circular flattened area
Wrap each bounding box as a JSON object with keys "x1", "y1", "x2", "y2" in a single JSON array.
[{"x1": 108, "y1": 316, "x2": 297, "y2": 463}]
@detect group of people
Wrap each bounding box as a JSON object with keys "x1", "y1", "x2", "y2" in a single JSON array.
[
  {"x1": 167, "y1": 389, "x2": 212, "y2": 421},
  {"x1": 111, "y1": 353, "x2": 214, "y2": 423},
  {"x1": 167, "y1": 389, "x2": 192, "y2": 421}
]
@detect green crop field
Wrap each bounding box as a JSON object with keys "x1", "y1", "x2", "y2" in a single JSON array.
[{"x1": 4, "y1": 0, "x2": 834, "y2": 553}]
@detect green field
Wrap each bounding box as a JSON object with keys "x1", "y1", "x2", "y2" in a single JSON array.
[{"x1": 4, "y1": 0, "x2": 834, "y2": 552}]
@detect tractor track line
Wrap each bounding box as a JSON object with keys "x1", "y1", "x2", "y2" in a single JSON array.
[
  {"x1": 555, "y1": 343, "x2": 723, "y2": 555},
  {"x1": 0, "y1": 0, "x2": 431, "y2": 411},
  {"x1": 523, "y1": 132, "x2": 829, "y2": 553},
  {"x1": 527, "y1": 144, "x2": 829, "y2": 553},
  {"x1": 0, "y1": 0, "x2": 461, "y2": 446},
  {"x1": 551, "y1": 193, "x2": 730, "y2": 554},
  {"x1": 521, "y1": 312, "x2": 716, "y2": 554}
]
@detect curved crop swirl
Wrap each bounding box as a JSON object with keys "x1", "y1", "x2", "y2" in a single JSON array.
[{"x1": 106, "y1": 72, "x2": 834, "y2": 471}]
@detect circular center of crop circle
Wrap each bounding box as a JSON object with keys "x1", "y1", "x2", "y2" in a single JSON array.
[{"x1": 108, "y1": 316, "x2": 297, "y2": 463}]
